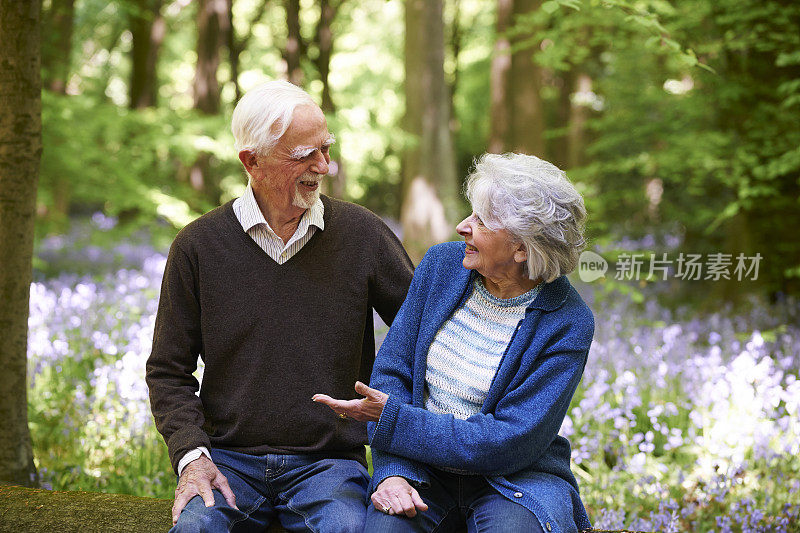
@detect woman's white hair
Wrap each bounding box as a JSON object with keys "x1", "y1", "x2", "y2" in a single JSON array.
[
  {"x1": 231, "y1": 80, "x2": 316, "y2": 156},
  {"x1": 465, "y1": 153, "x2": 587, "y2": 283}
]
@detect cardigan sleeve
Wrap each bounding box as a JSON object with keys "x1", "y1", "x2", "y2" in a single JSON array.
[
  {"x1": 367, "y1": 247, "x2": 439, "y2": 489},
  {"x1": 370, "y1": 314, "x2": 593, "y2": 477},
  {"x1": 145, "y1": 238, "x2": 211, "y2": 474}
]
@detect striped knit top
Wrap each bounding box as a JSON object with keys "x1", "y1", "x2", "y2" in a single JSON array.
[{"x1": 424, "y1": 276, "x2": 541, "y2": 421}]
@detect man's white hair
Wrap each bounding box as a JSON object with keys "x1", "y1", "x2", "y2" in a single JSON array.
[
  {"x1": 465, "y1": 153, "x2": 587, "y2": 283},
  {"x1": 231, "y1": 80, "x2": 317, "y2": 156}
]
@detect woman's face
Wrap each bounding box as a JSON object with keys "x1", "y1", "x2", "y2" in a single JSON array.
[{"x1": 456, "y1": 212, "x2": 526, "y2": 280}]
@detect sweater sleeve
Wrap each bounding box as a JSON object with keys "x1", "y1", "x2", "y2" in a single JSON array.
[
  {"x1": 369, "y1": 222, "x2": 414, "y2": 326},
  {"x1": 145, "y1": 238, "x2": 211, "y2": 474},
  {"x1": 367, "y1": 247, "x2": 438, "y2": 489},
  {"x1": 370, "y1": 315, "x2": 593, "y2": 477}
]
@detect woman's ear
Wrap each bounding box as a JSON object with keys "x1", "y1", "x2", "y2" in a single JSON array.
[{"x1": 513, "y1": 243, "x2": 528, "y2": 264}]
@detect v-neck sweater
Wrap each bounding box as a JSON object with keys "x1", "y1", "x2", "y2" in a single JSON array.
[{"x1": 146, "y1": 195, "x2": 414, "y2": 473}]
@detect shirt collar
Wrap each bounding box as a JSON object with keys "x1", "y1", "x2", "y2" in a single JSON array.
[{"x1": 239, "y1": 181, "x2": 325, "y2": 233}]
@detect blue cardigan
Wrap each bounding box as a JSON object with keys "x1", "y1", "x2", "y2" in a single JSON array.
[{"x1": 367, "y1": 241, "x2": 593, "y2": 533}]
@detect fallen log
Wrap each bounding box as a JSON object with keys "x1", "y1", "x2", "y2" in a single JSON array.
[
  {"x1": 0, "y1": 485, "x2": 286, "y2": 532},
  {"x1": 0, "y1": 484, "x2": 633, "y2": 532}
]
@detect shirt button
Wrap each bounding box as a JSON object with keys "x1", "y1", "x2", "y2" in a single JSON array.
[
  {"x1": 546, "y1": 522, "x2": 552, "y2": 531},
  {"x1": 513, "y1": 492, "x2": 523, "y2": 498}
]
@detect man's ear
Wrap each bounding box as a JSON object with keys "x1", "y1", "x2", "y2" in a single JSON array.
[{"x1": 238, "y1": 150, "x2": 258, "y2": 173}]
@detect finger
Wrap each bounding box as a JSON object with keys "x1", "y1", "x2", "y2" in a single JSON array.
[
  {"x1": 172, "y1": 492, "x2": 193, "y2": 525},
  {"x1": 356, "y1": 382, "x2": 388, "y2": 406},
  {"x1": 312, "y1": 394, "x2": 338, "y2": 406},
  {"x1": 397, "y1": 492, "x2": 418, "y2": 518},
  {"x1": 355, "y1": 381, "x2": 379, "y2": 399},
  {"x1": 389, "y1": 494, "x2": 407, "y2": 517},
  {"x1": 313, "y1": 395, "x2": 351, "y2": 413},
  {"x1": 410, "y1": 489, "x2": 429, "y2": 512},
  {"x1": 198, "y1": 482, "x2": 216, "y2": 508},
  {"x1": 371, "y1": 493, "x2": 391, "y2": 514},
  {"x1": 402, "y1": 492, "x2": 423, "y2": 518},
  {"x1": 214, "y1": 476, "x2": 238, "y2": 510}
]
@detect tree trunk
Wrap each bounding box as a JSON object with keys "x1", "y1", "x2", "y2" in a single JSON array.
[
  {"x1": 315, "y1": 0, "x2": 336, "y2": 114},
  {"x1": 566, "y1": 72, "x2": 591, "y2": 169},
  {"x1": 489, "y1": 0, "x2": 545, "y2": 156},
  {"x1": 40, "y1": 0, "x2": 74, "y2": 218},
  {"x1": 193, "y1": 0, "x2": 229, "y2": 114},
  {"x1": 0, "y1": 0, "x2": 41, "y2": 488},
  {"x1": 551, "y1": 69, "x2": 574, "y2": 168},
  {"x1": 40, "y1": 0, "x2": 74, "y2": 94},
  {"x1": 129, "y1": 0, "x2": 165, "y2": 109},
  {"x1": 283, "y1": 0, "x2": 305, "y2": 86},
  {"x1": 229, "y1": 0, "x2": 269, "y2": 103},
  {"x1": 489, "y1": 0, "x2": 512, "y2": 153},
  {"x1": 228, "y1": 0, "x2": 241, "y2": 102},
  {"x1": 191, "y1": 0, "x2": 230, "y2": 204},
  {"x1": 400, "y1": 0, "x2": 459, "y2": 262},
  {"x1": 446, "y1": 0, "x2": 462, "y2": 133},
  {"x1": 314, "y1": 0, "x2": 346, "y2": 198},
  {"x1": 508, "y1": 0, "x2": 545, "y2": 156}
]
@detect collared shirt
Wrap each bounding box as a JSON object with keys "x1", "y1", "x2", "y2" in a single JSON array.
[
  {"x1": 232, "y1": 181, "x2": 324, "y2": 264},
  {"x1": 177, "y1": 181, "x2": 325, "y2": 475}
]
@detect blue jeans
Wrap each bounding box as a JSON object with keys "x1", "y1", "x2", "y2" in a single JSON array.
[
  {"x1": 365, "y1": 468, "x2": 544, "y2": 533},
  {"x1": 171, "y1": 448, "x2": 370, "y2": 533}
]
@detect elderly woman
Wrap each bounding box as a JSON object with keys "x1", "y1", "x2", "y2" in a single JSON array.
[{"x1": 314, "y1": 153, "x2": 593, "y2": 533}]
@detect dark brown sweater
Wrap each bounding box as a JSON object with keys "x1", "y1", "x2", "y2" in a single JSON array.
[{"x1": 146, "y1": 195, "x2": 413, "y2": 473}]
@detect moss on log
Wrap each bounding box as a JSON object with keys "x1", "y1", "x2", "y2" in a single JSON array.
[
  {"x1": 0, "y1": 484, "x2": 632, "y2": 532},
  {"x1": 0, "y1": 484, "x2": 173, "y2": 532},
  {"x1": 0, "y1": 485, "x2": 287, "y2": 532}
]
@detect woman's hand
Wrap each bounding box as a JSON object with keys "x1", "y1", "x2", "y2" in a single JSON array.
[
  {"x1": 371, "y1": 476, "x2": 429, "y2": 517},
  {"x1": 312, "y1": 381, "x2": 388, "y2": 422}
]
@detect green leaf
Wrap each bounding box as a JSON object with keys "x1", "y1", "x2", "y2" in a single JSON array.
[
  {"x1": 542, "y1": 1, "x2": 561, "y2": 14},
  {"x1": 682, "y1": 49, "x2": 699, "y2": 67},
  {"x1": 558, "y1": 0, "x2": 583, "y2": 10}
]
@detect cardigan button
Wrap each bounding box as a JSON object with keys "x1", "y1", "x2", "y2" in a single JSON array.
[
  {"x1": 513, "y1": 492, "x2": 523, "y2": 498},
  {"x1": 546, "y1": 522, "x2": 552, "y2": 531}
]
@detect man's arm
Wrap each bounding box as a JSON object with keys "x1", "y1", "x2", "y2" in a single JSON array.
[
  {"x1": 177, "y1": 446, "x2": 211, "y2": 475},
  {"x1": 146, "y1": 239, "x2": 210, "y2": 471},
  {"x1": 369, "y1": 222, "x2": 414, "y2": 326},
  {"x1": 145, "y1": 238, "x2": 237, "y2": 523}
]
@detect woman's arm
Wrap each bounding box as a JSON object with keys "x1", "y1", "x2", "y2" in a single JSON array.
[
  {"x1": 370, "y1": 315, "x2": 592, "y2": 476},
  {"x1": 370, "y1": 447, "x2": 429, "y2": 495},
  {"x1": 316, "y1": 329, "x2": 590, "y2": 477},
  {"x1": 367, "y1": 249, "x2": 442, "y2": 487}
]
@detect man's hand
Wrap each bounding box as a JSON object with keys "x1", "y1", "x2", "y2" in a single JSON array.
[
  {"x1": 371, "y1": 476, "x2": 428, "y2": 518},
  {"x1": 172, "y1": 455, "x2": 238, "y2": 525},
  {"x1": 312, "y1": 381, "x2": 388, "y2": 422}
]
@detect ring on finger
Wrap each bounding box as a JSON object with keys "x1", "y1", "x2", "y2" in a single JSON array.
[
  {"x1": 338, "y1": 413, "x2": 348, "y2": 419},
  {"x1": 382, "y1": 505, "x2": 391, "y2": 514}
]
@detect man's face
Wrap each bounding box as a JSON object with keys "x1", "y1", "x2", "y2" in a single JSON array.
[{"x1": 252, "y1": 104, "x2": 333, "y2": 213}]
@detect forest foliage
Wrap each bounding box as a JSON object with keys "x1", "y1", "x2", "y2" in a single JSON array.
[{"x1": 36, "y1": 0, "x2": 800, "y2": 299}]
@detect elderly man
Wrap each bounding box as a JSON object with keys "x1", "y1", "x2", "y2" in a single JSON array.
[{"x1": 146, "y1": 80, "x2": 413, "y2": 532}]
